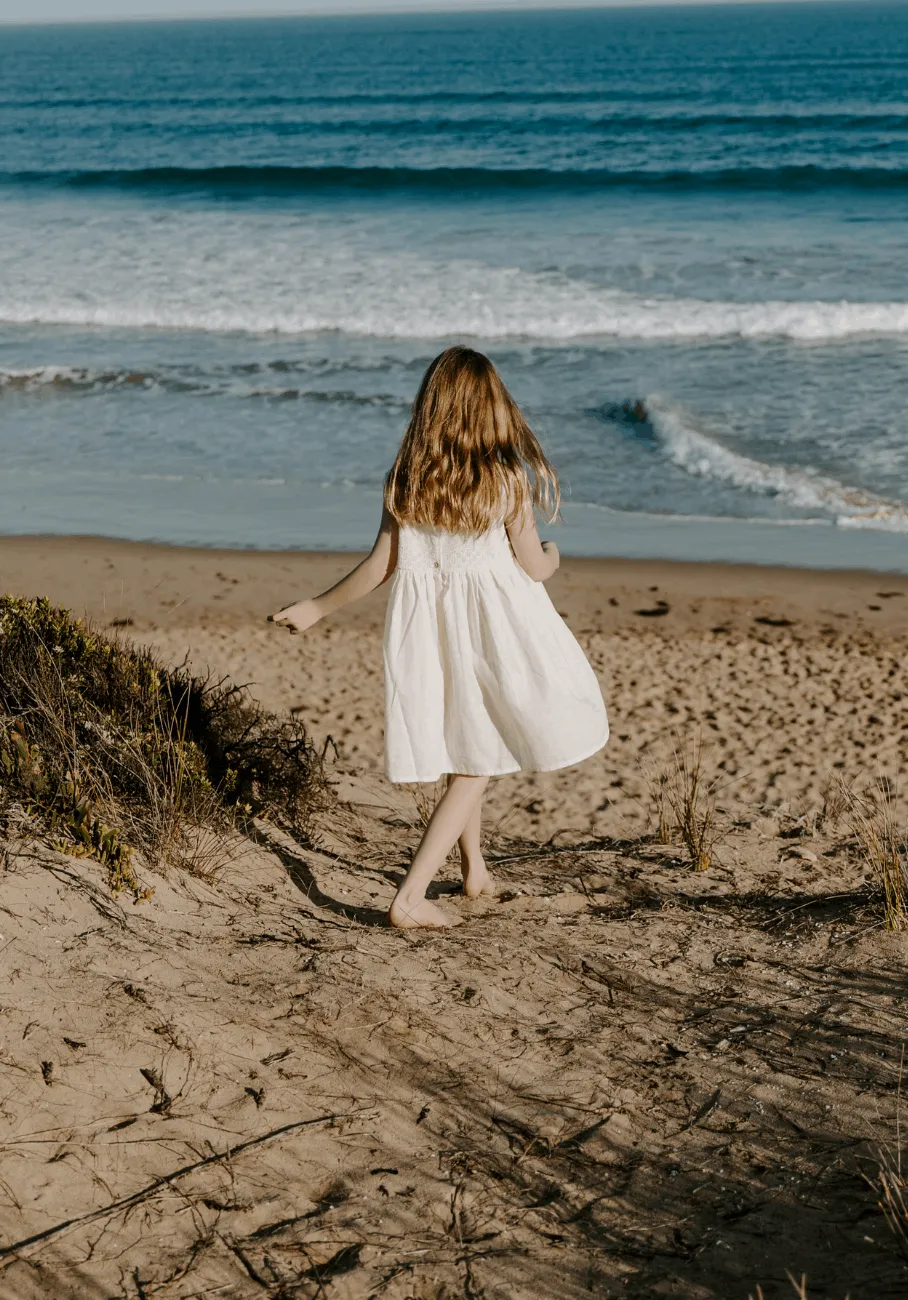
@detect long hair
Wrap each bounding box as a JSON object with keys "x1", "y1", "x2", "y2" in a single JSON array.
[{"x1": 384, "y1": 346, "x2": 560, "y2": 533}]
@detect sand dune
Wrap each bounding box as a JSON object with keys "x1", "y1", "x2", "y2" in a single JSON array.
[{"x1": 0, "y1": 537, "x2": 906, "y2": 1297}]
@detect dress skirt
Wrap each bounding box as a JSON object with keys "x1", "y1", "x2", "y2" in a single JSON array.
[{"x1": 383, "y1": 523, "x2": 609, "y2": 784}]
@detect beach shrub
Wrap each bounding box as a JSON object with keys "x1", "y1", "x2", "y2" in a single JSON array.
[{"x1": 0, "y1": 596, "x2": 330, "y2": 893}]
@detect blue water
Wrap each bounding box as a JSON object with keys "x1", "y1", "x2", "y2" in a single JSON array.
[{"x1": 1, "y1": 4, "x2": 907, "y2": 568}]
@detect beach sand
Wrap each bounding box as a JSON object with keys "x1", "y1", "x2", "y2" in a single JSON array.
[
  {"x1": 2, "y1": 535, "x2": 906, "y2": 838},
  {"x1": 1, "y1": 537, "x2": 907, "y2": 1298}
]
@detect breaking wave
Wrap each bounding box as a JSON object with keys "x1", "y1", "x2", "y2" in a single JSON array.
[
  {"x1": 645, "y1": 397, "x2": 908, "y2": 533},
  {"x1": 3, "y1": 287, "x2": 908, "y2": 343},
  {"x1": 0, "y1": 366, "x2": 408, "y2": 407}
]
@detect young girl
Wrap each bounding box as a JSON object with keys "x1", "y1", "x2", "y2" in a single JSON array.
[{"x1": 270, "y1": 346, "x2": 608, "y2": 929}]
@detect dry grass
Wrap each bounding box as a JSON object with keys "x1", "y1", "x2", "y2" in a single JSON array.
[
  {"x1": 844, "y1": 778, "x2": 907, "y2": 931},
  {"x1": 644, "y1": 737, "x2": 724, "y2": 870},
  {"x1": 817, "y1": 773, "x2": 853, "y2": 832},
  {"x1": 409, "y1": 777, "x2": 447, "y2": 832},
  {"x1": 640, "y1": 757, "x2": 673, "y2": 845},
  {"x1": 875, "y1": 1145, "x2": 908, "y2": 1257},
  {"x1": 867, "y1": 1051, "x2": 908, "y2": 1260},
  {"x1": 749, "y1": 1275, "x2": 841, "y2": 1300},
  {"x1": 0, "y1": 596, "x2": 331, "y2": 889}
]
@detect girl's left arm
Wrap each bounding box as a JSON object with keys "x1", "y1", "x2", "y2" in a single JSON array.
[{"x1": 269, "y1": 508, "x2": 398, "y2": 634}]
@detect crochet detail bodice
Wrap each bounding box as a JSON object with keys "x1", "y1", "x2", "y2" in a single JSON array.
[{"x1": 396, "y1": 522, "x2": 514, "y2": 573}]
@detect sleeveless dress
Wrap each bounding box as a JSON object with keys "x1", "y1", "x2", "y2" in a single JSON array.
[{"x1": 383, "y1": 521, "x2": 609, "y2": 783}]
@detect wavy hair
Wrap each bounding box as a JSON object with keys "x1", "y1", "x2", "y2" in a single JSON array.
[{"x1": 384, "y1": 346, "x2": 560, "y2": 533}]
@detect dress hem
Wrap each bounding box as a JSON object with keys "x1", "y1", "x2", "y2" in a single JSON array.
[{"x1": 385, "y1": 732, "x2": 609, "y2": 786}]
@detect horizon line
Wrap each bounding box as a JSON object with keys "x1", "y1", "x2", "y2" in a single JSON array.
[{"x1": 0, "y1": 0, "x2": 867, "y2": 31}]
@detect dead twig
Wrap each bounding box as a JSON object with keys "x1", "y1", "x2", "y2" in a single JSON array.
[{"x1": 0, "y1": 1111, "x2": 353, "y2": 1268}]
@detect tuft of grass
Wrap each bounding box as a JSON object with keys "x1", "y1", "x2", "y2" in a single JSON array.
[
  {"x1": 640, "y1": 759, "x2": 673, "y2": 845},
  {"x1": 817, "y1": 773, "x2": 852, "y2": 832},
  {"x1": 874, "y1": 1145, "x2": 908, "y2": 1256},
  {"x1": 0, "y1": 596, "x2": 330, "y2": 891},
  {"x1": 845, "y1": 778, "x2": 907, "y2": 931},
  {"x1": 636, "y1": 741, "x2": 724, "y2": 869},
  {"x1": 665, "y1": 737, "x2": 722, "y2": 871}
]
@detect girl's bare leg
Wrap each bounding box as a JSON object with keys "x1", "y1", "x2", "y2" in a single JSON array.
[
  {"x1": 458, "y1": 796, "x2": 495, "y2": 898},
  {"x1": 390, "y1": 775, "x2": 489, "y2": 929}
]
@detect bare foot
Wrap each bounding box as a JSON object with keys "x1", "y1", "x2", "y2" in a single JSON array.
[
  {"x1": 460, "y1": 857, "x2": 496, "y2": 899},
  {"x1": 389, "y1": 893, "x2": 456, "y2": 929}
]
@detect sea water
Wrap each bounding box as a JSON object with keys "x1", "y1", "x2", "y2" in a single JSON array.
[{"x1": 0, "y1": 3, "x2": 906, "y2": 568}]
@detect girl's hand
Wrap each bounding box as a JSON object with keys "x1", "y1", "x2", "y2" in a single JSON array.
[{"x1": 268, "y1": 598, "x2": 322, "y2": 634}]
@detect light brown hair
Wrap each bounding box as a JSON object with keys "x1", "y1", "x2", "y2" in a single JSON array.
[{"x1": 384, "y1": 346, "x2": 560, "y2": 533}]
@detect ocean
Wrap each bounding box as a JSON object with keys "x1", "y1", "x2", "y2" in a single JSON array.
[{"x1": 1, "y1": 2, "x2": 907, "y2": 568}]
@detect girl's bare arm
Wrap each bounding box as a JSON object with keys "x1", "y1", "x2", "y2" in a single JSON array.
[
  {"x1": 506, "y1": 504, "x2": 560, "y2": 582},
  {"x1": 269, "y1": 508, "x2": 398, "y2": 633}
]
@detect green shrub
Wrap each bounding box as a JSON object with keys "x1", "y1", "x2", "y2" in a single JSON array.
[{"x1": 0, "y1": 596, "x2": 329, "y2": 893}]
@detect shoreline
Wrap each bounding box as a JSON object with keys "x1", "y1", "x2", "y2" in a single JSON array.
[
  {"x1": 2, "y1": 475, "x2": 907, "y2": 574},
  {"x1": 3, "y1": 532, "x2": 906, "y2": 581},
  {"x1": 2, "y1": 533, "x2": 906, "y2": 638}
]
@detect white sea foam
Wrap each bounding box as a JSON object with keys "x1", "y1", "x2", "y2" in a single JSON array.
[
  {"x1": 646, "y1": 397, "x2": 908, "y2": 532},
  {"x1": 0, "y1": 203, "x2": 906, "y2": 343},
  {"x1": 0, "y1": 366, "x2": 410, "y2": 412},
  {"x1": 4, "y1": 285, "x2": 908, "y2": 343}
]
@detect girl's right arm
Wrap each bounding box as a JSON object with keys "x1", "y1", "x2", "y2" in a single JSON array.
[
  {"x1": 269, "y1": 508, "x2": 398, "y2": 633},
  {"x1": 506, "y1": 504, "x2": 560, "y2": 582}
]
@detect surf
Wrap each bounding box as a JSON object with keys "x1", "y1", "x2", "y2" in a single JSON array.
[{"x1": 641, "y1": 397, "x2": 908, "y2": 534}]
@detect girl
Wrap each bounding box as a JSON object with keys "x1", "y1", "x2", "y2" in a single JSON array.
[{"x1": 270, "y1": 346, "x2": 608, "y2": 929}]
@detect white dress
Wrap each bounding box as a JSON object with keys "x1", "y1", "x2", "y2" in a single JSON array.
[{"x1": 383, "y1": 521, "x2": 609, "y2": 783}]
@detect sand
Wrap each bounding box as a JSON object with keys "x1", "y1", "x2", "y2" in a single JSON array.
[
  {"x1": 0, "y1": 536, "x2": 907, "y2": 1298},
  {"x1": 2, "y1": 535, "x2": 906, "y2": 839}
]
